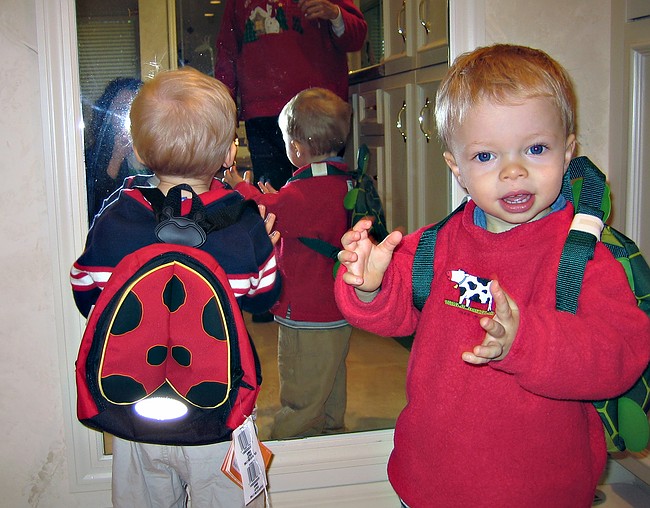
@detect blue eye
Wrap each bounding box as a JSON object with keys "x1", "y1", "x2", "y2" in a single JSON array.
[
  {"x1": 475, "y1": 152, "x2": 492, "y2": 163},
  {"x1": 528, "y1": 144, "x2": 547, "y2": 155}
]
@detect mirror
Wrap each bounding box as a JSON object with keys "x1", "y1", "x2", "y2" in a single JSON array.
[{"x1": 75, "y1": 0, "x2": 407, "y2": 447}]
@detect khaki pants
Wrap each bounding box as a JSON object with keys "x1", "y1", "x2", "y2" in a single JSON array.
[{"x1": 270, "y1": 324, "x2": 352, "y2": 439}]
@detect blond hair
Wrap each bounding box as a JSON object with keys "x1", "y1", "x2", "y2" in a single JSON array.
[
  {"x1": 130, "y1": 67, "x2": 237, "y2": 178},
  {"x1": 435, "y1": 44, "x2": 577, "y2": 149},
  {"x1": 278, "y1": 88, "x2": 352, "y2": 156}
]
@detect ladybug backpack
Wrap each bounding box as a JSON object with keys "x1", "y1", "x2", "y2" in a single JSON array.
[
  {"x1": 412, "y1": 157, "x2": 650, "y2": 453},
  {"x1": 75, "y1": 184, "x2": 262, "y2": 445}
]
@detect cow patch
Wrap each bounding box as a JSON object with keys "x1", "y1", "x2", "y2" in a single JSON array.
[{"x1": 445, "y1": 269, "x2": 494, "y2": 315}]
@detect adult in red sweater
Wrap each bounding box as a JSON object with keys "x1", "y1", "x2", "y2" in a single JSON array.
[
  {"x1": 335, "y1": 44, "x2": 650, "y2": 507},
  {"x1": 215, "y1": 0, "x2": 367, "y2": 189},
  {"x1": 224, "y1": 88, "x2": 355, "y2": 439}
]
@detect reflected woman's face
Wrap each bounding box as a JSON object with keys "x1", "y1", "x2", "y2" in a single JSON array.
[{"x1": 109, "y1": 89, "x2": 138, "y2": 136}]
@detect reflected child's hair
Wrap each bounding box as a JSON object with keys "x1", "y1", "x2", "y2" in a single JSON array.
[
  {"x1": 129, "y1": 66, "x2": 236, "y2": 178},
  {"x1": 278, "y1": 87, "x2": 352, "y2": 156},
  {"x1": 435, "y1": 44, "x2": 577, "y2": 150}
]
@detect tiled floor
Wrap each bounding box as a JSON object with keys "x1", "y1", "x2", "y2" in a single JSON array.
[{"x1": 245, "y1": 313, "x2": 410, "y2": 441}]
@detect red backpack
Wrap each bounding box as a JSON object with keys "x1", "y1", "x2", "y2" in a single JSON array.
[{"x1": 75, "y1": 185, "x2": 262, "y2": 445}]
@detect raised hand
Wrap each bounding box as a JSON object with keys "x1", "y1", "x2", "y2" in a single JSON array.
[
  {"x1": 338, "y1": 218, "x2": 402, "y2": 293},
  {"x1": 461, "y1": 280, "x2": 520, "y2": 364}
]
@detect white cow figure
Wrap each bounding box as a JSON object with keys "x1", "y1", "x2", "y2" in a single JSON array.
[{"x1": 448, "y1": 269, "x2": 493, "y2": 312}]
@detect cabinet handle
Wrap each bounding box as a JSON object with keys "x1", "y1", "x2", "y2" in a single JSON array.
[
  {"x1": 397, "y1": 100, "x2": 407, "y2": 143},
  {"x1": 418, "y1": 97, "x2": 431, "y2": 142},
  {"x1": 398, "y1": 0, "x2": 407, "y2": 43},
  {"x1": 418, "y1": 0, "x2": 431, "y2": 34}
]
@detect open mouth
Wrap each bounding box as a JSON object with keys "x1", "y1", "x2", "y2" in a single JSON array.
[
  {"x1": 502, "y1": 193, "x2": 531, "y2": 205},
  {"x1": 500, "y1": 193, "x2": 534, "y2": 213}
]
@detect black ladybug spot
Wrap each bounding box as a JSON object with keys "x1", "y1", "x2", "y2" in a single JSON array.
[
  {"x1": 202, "y1": 296, "x2": 227, "y2": 341},
  {"x1": 163, "y1": 275, "x2": 186, "y2": 313},
  {"x1": 102, "y1": 374, "x2": 147, "y2": 404},
  {"x1": 171, "y1": 346, "x2": 191, "y2": 367},
  {"x1": 186, "y1": 381, "x2": 229, "y2": 407},
  {"x1": 147, "y1": 345, "x2": 168, "y2": 366},
  {"x1": 111, "y1": 291, "x2": 143, "y2": 335}
]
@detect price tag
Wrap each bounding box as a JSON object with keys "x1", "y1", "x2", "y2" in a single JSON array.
[{"x1": 230, "y1": 417, "x2": 268, "y2": 505}]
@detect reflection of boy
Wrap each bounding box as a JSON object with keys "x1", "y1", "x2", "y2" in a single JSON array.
[
  {"x1": 71, "y1": 67, "x2": 280, "y2": 508},
  {"x1": 224, "y1": 88, "x2": 354, "y2": 439},
  {"x1": 335, "y1": 44, "x2": 650, "y2": 507}
]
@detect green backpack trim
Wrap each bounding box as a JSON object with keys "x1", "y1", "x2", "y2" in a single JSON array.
[
  {"x1": 297, "y1": 145, "x2": 389, "y2": 277},
  {"x1": 412, "y1": 156, "x2": 650, "y2": 453}
]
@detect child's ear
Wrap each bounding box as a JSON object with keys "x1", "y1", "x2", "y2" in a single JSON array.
[
  {"x1": 563, "y1": 134, "x2": 576, "y2": 171},
  {"x1": 444, "y1": 151, "x2": 465, "y2": 188},
  {"x1": 223, "y1": 141, "x2": 237, "y2": 168}
]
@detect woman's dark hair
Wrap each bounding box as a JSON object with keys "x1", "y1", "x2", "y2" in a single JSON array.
[{"x1": 85, "y1": 77, "x2": 143, "y2": 222}]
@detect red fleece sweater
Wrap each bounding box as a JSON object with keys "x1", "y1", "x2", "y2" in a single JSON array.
[
  {"x1": 335, "y1": 200, "x2": 650, "y2": 508},
  {"x1": 235, "y1": 161, "x2": 353, "y2": 323},
  {"x1": 215, "y1": 0, "x2": 367, "y2": 119}
]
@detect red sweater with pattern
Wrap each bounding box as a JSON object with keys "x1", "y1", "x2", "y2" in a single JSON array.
[
  {"x1": 215, "y1": 0, "x2": 367, "y2": 119},
  {"x1": 335, "y1": 200, "x2": 650, "y2": 508}
]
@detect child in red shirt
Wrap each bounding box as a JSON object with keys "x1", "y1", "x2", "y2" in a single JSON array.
[
  {"x1": 336, "y1": 44, "x2": 650, "y2": 508},
  {"x1": 224, "y1": 88, "x2": 355, "y2": 439}
]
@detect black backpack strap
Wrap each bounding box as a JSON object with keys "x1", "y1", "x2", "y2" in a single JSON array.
[
  {"x1": 556, "y1": 157, "x2": 607, "y2": 313},
  {"x1": 412, "y1": 200, "x2": 467, "y2": 311}
]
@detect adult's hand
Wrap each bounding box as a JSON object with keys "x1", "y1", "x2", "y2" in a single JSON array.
[{"x1": 299, "y1": 0, "x2": 340, "y2": 21}]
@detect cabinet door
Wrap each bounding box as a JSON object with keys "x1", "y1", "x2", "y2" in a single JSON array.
[
  {"x1": 383, "y1": 0, "x2": 415, "y2": 74},
  {"x1": 413, "y1": 64, "x2": 450, "y2": 230},
  {"x1": 414, "y1": 0, "x2": 449, "y2": 68},
  {"x1": 381, "y1": 73, "x2": 413, "y2": 232}
]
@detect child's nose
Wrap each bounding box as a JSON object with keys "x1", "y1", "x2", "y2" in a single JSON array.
[{"x1": 499, "y1": 160, "x2": 528, "y2": 180}]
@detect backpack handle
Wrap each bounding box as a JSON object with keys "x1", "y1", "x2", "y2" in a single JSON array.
[{"x1": 141, "y1": 185, "x2": 252, "y2": 248}]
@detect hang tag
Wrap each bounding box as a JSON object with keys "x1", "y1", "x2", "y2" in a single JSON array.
[{"x1": 222, "y1": 417, "x2": 271, "y2": 505}]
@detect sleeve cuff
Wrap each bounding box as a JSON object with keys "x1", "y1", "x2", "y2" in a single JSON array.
[{"x1": 330, "y1": 8, "x2": 345, "y2": 37}]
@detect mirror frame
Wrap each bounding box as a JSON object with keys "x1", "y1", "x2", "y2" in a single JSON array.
[{"x1": 35, "y1": 0, "x2": 483, "y2": 500}]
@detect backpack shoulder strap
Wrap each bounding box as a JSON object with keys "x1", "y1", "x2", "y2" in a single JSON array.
[
  {"x1": 556, "y1": 157, "x2": 608, "y2": 313},
  {"x1": 412, "y1": 201, "x2": 467, "y2": 311}
]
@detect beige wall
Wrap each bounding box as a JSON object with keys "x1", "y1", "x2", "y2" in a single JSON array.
[
  {"x1": 485, "y1": 0, "x2": 612, "y2": 168},
  {"x1": 0, "y1": 1, "x2": 91, "y2": 506}
]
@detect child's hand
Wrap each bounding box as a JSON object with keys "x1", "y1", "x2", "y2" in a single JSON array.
[
  {"x1": 462, "y1": 280, "x2": 519, "y2": 364},
  {"x1": 222, "y1": 167, "x2": 245, "y2": 188},
  {"x1": 338, "y1": 218, "x2": 402, "y2": 293},
  {"x1": 258, "y1": 180, "x2": 278, "y2": 194},
  {"x1": 258, "y1": 204, "x2": 280, "y2": 246}
]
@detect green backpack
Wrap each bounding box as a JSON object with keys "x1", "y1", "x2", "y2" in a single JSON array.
[
  {"x1": 412, "y1": 156, "x2": 650, "y2": 452},
  {"x1": 297, "y1": 144, "x2": 389, "y2": 276}
]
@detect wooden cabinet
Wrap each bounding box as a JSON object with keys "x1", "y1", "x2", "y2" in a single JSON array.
[{"x1": 349, "y1": 0, "x2": 449, "y2": 234}]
